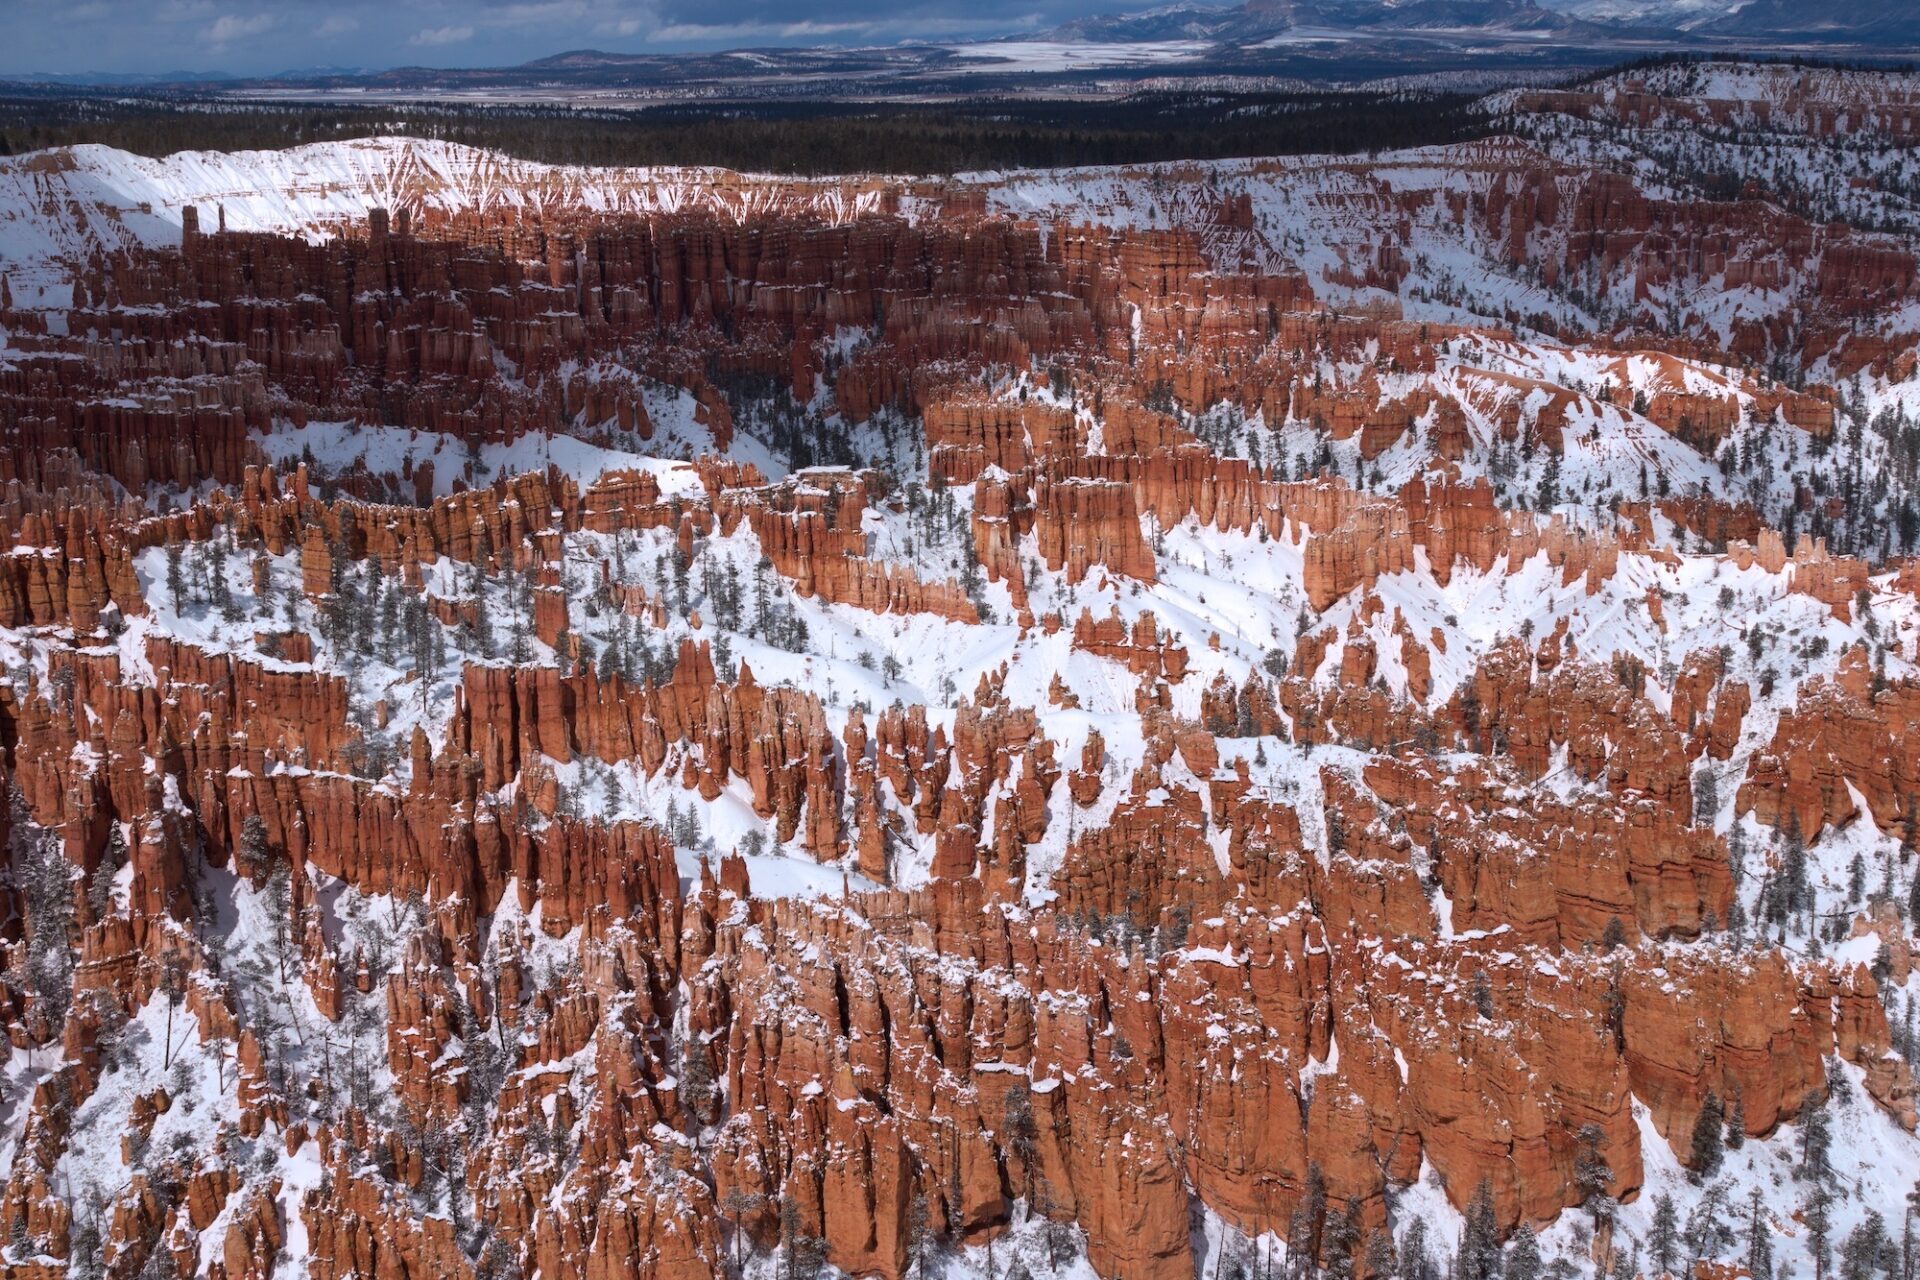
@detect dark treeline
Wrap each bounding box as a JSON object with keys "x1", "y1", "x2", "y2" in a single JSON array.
[
  {"x1": 1572, "y1": 49, "x2": 1920, "y2": 85},
  {"x1": 0, "y1": 89, "x2": 1495, "y2": 174}
]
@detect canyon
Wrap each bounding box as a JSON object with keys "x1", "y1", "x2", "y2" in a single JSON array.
[{"x1": 0, "y1": 57, "x2": 1916, "y2": 1280}]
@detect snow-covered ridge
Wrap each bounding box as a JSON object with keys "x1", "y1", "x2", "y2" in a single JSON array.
[{"x1": 0, "y1": 136, "x2": 890, "y2": 301}]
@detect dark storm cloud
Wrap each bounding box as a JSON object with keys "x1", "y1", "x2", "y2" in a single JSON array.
[{"x1": 0, "y1": 0, "x2": 1123, "y2": 77}]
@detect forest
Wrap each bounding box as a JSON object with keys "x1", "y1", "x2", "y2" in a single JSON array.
[{"x1": 0, "y1": 88, "x2": 1492, "y2": 173}]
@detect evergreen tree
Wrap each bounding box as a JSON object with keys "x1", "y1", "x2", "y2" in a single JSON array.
[
  {"x1": 1724, "y1": 1088, "x2": 1745, "y2": 1151},
  {"x1": 1363, "y1": 1229, "x2": 1398, "y2": 1280},
  {"x1": 1456, "y1": 1180, "x2": 1502, "y2": 1280},
  {"x1": 1688, "y1": 1092, "x2": 1725, "y2": 1179},
  {"x1": 1806, "y1": 1185, "x2": 1835, "y2": 1280},
  {"x1": 253, "y1": 554, "x2": 276, "y2": 615},
  {"x1": 1745, "y1": 1187, "x2": 1772, "y2": 1280},
  {"x1": 1692, "y1": 767, "x2": 1719, "y2": 827},
  {"x1": 1324, "y1": 1198, "x2": 1361, "y2": 1280},
  {"x1": 1726, "y1": 888, "x2": 1748, "y2": 941},
  {"x1": 165, "y1": 541, "x2": 187, "y2": 607},
  {"x1": 1649, "y1": 1194, "x2": 1679, "y2": 1278},
  {"x1": 1574, "y1": 1124, "x2": 1616, "y2": 1233},
  {"x1": 1905, "y1": 1183, "x2": 1920, "y2": 1280},
  {"x1": 239, "y1": 813, "x2": 274, "y2": 881},
  {"x1": 12, "y1": 786, "x2": 74, "y2": 1023},
  {"x1": 1299, "y1": 1164, "x2": 1329, "y2": 1277},
  {"x1": 1782, "y1": 813, "x2": 1810, "y2": 921},
  {"x1": 1798, "y1": 1092, "x2": 1833, "y2": 1181},
  {"x1": 1839, "y1": 1212, "x2": 1891, "y2": 1280},
  {"x1": 1503, "y1": 1226, "x2": 1542, "y2": 1280},
  {"x1": 1401, "y1": 1219, "x2": 1437, "y2": 1280},
  {"x1": 86, "y1": 822, "x2": 127, "y2": 920},
  {"x1": 1681, "y1": 1181, "x2": 1738, "y2": 1278},
  {"x1": 1472, "y1": 969, "x2": 1496, "y2": 1019},
  {"x1": 1536, "y1": 453, "x2": 1562, "y2": 510},
  {"x1": 904, "y1": 1192, "x2": 931, "y2": 1280}
]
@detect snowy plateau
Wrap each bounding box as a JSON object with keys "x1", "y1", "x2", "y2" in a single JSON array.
[{"x1": 0, "y1": 55, "x2": 1917, "y2": 1280}]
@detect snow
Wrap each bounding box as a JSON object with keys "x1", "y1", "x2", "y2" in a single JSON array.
[
  {"x1": 0, "y1": 136, "x2": 891, "y2": 308},
  {"x1": 942, "y1": 39, "x2": 1211, "y2": 71},
  {"x1": 256, "y1": 396, "x2": 721, "y2": 498}
]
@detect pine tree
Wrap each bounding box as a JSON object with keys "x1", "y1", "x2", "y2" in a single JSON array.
[
  {"x1": 1536, "y1": 452, "x2": 1562, "y2": 510},
  {"x1": 253, "y1": 554, "x2": 276, "y2": 615},
  {"x1": 1725, "y1": 1087, "x2": 1745, "y2": 1150},
  {"x1": 239, "y1": 813, "x2": 274, "y2": 881},
  {"x1": 679, "y1": 1036, "x2": 714, "y2": 1128},
  {"x1": 165, "y1": 541, "x2": 187, "y2": 607},
  {"x1": 1503, "y1": 1225, "x2": 1542, "y2": 1280},
  {"x1": 1324, "y1": 1197, "x2": 1361, "y2": 1280},
  {"x1": 1363, "y1": 1229, "x2": 1397, "y2": 1280},
  {"x1": 1840, "y1": 1212, "x2": 1891, "y2": 1280},
  {"x1": 1806, "y1": 1184, "x2": 1835, "y2": 1280},
  {"x1": 1798, "y1": 1092, "x2": 1833, "y2": 1181},
  {"x1": 1904, "y1": 1182, "x2": 1920, "y2": 1280},
  {"x1": 86, "y1": 822, "x2": 127, "y2": 920},
  {"x1": 1782, "y1": 813, "x2": 1810, "y2": 920},
  {"x1": 904, "y1": 1192, "x2": 931, "y2": 1280},
  {"x1": 1688, "y1": 1091, "x2": 1725, "y2": 1179},
  {"x1": 1472, "y1": 969, "x2": 1496, "y2": 1019},
  {"x1": 209, "y1": 537, "x2": 240, "y2": 621},
  {"x1": 13, "y1": 787, "x2": 74, "y2": 1023},
  {"x1": 1299, "y1": 1163, "x2": 1329, "y2": 1275},
  {"x1": 1574, "y1": 1124, "x2": 1616, "y2": 1232},
  {"x1": 1745, "y1": 1187, "x2": 1772, "y2": 1280},
  {"x1": 1456, "y1": 1180, "x2": 1502, "y2": 1280},
  {"x1": 1649, "y1": 1194, "x2": 1679, "y2": 1278},
  {"x1": 1401, "y1": 1218, "x2": 1436, "y2": 1280},
  {"x1": 1692, "y1": 766, "x2": 1719, "y2": 827},
  {"x1": 1726, "y1": 888, "x2": 1748, "y2": 941}
]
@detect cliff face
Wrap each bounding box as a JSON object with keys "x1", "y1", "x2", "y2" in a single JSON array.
[{"x1": 2, "y1": 69, "x2": 1920, "y2": 1280}]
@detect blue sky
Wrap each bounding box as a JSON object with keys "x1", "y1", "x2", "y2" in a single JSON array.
[{"x1": 2, "y1": 0, "x2": 1138, "y2": 75}]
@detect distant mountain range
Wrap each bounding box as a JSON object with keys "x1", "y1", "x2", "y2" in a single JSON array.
[
  {"x1": 1033, "y1": 0, "x2": 1920, "y2": 46},
  {"x1": 3, "y1": 0, "x2": 1914, "y2": 98},
  {"x1": 1694, "y1": 0, "x2": 1920, "y2": 41},
  {"x1": 1040, "y1": 0, "x2": 1599, "y2": 44}
]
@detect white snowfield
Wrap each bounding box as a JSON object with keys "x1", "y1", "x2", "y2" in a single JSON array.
[
  {"x1": 0, "y1": 136, "x2": 890, "y2": 306},
  {"x1": 941, "y1": 38, "x2": 1213, "y2": 70}
]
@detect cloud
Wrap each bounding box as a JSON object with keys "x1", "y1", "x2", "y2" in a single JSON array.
[
  {"x1": 485, "y1": 1, "x2": 593, "y2": 25},
  {"x1": 158, "y1": 0, "x2": 216, "y2": 22},
  {"x1": 409, "y1": 23, "x2": 476, "y2": 45},
  {"x1": 650, "y1": 17, "x2": 876, "y2": 39},
  {"x1": 206, "y1": 12, "x2": 277, "y2": 44},
  {"x1": 644, "y1": 0, "x2": 1074, "y2": 40},
  {"x1": 0, "y1": 0, "x2": 1129, "y2": 76},
  {"x1": 595, "y1": 16, "x2": 652, "y2": 36}
]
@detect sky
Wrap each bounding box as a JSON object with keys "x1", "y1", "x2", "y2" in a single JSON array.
[{"x1": 0, "y1": 0, "x2": 1140, "y2": 76}]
